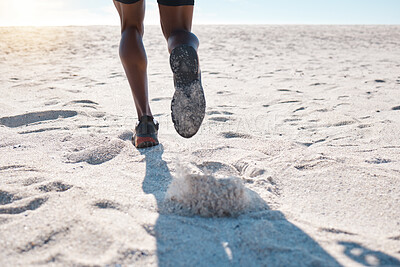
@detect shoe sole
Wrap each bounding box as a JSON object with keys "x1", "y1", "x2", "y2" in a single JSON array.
[
  {"x1": 170, "y1": 45, "x2": 206, "y2": 138},
  {"x1": 133, "y1": 135, "x2": 159, "y2": 148}
]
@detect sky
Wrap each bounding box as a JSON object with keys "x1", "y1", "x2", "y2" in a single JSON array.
[{"x1": 0, "y1": 0, "x2": 399, "y2": 26}]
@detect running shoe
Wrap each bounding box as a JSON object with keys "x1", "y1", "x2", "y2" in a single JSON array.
[
  {"x1": 133, "y1": 115, "x2": 159, "y2": 148},
  {"x1": 170, "y1": 44, "x2": 206, "y2": 138}
]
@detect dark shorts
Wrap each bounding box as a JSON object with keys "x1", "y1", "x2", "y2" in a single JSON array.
[{"x1": 116, "y1": 0, "x2": 194, "y2": 6}]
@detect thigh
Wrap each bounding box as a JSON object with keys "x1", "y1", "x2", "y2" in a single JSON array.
[
  {"x1": 114, "y1": 0, "x2": 146, "y2": 34},
  {"x1": 158, "y1": 4, "x2": 194, "y2": 39}
]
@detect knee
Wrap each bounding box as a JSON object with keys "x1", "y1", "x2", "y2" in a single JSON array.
[{"x1": 121, "y1": 23, "x2": 144, "y2": 37}]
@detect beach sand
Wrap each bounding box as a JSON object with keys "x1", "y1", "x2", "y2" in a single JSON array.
[{"x1": 1, "y1": 25, "x2": 400, "y2": 266}]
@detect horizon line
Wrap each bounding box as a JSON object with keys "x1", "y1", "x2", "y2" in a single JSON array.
[{"x1": 1, "y1": 23, "x2": 400, "y2": 27}]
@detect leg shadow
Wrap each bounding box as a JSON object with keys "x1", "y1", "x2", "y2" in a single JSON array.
[
  {"x1": 141, "y1": 145, "x2": 341, "y2": 266},
  {"x1": 339, "y1": 241, "x2": 400, "y2": 266}
]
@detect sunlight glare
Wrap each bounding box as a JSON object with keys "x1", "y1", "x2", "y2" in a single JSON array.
[
  {"x1": 0, "y1": 0, "x2": 118, "y2": 26},
  {"x1": 1, "y1": 0, "x2": 58, "y2": 26}
]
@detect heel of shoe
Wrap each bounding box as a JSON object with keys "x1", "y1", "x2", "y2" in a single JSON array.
[{"x1": 170, "y1": 45, "x2": 199, "y2": 86}]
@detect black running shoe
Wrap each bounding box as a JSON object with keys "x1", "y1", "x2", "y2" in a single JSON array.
[
  {"x1": 133, "y1": 115, "x2": 159, "y2": 148},
  {"x1": 170, "y1": 44, "x2": 206, "y2": 138}
]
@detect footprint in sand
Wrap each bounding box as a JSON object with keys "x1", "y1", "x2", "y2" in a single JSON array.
[
  {"x1": 0, "y1": 197, "x2": 47, "y2": 215},
  {"x1": 0, "y1": 110, "x2": 77, "y2": 128},
  {"x1": 196, "y1": 161, "x2": 239, "y2": 177},
  {"x1": 18, "y1": 222, "x2": 113, "y2": 262},
  {"x1": 38, "y1": 181, "x2": 73, "y2": 193},
  {"x1": 0, "y1": 190, "x2": 20, "y2": 205},
  {"x1": 65, "y1": 138, "x2": 125, "y2": 165},
  {"x1": 233, "y1": 160, "x2": 266, "y2": 178},
  {"x1": 0, "y1": 181, "x2": 74, "y2": 232},
  {"x1": 18, "y1": 227, "x2": 71, "y2": 253},
  {"x1": 0, "y1": 180, "x2": 75, "y2": 229}
]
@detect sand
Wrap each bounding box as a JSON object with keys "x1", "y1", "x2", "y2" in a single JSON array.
[{"x1": 0, "y1": 25, "x2": 400, "y2": 266}]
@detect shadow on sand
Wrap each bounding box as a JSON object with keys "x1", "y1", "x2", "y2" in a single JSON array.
[
  {"x1": 141, "y1": 145, "x2": 343, "y2": 266},
  {"x1": 338, "y1": 241, "x2": 400, "y2": 266}
]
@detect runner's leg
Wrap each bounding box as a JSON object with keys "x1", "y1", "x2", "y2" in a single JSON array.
[
  {"x1": 159, "y1": 3, "x2": 205, "y2": 138},
  {"x1": 158, "y1": 5, "x2": 199, "y2": 53},
  {"x1": 114, "y1": 0, "x2": 152, "y2": 118}
]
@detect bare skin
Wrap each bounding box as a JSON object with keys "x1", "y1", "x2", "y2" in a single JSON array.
[{"x1": 113, "y1": 0, "x2": 199, "y2": 118}]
